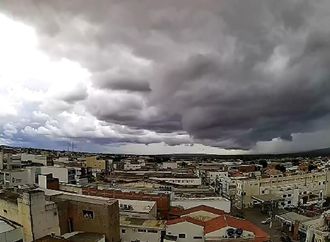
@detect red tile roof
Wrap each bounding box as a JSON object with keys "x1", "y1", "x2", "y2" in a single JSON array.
[
  {"x1": 204, "y1": 215, "x2": 269, "y2": 240},
  {"x1": 166, "y1": 205, "x2": 269, "y2": 242},
  {"x1": 166, "y1": 216, "x2": 205, "y2": 227}
]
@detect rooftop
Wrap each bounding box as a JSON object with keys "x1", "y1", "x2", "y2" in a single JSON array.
[
  {"x1": 64, "y1": 232, "x2": 105, "y2": 242},
  {"x1": 252, "y1": 194, "x2": 283, "y2": 202},
  {"x1": 0, "y1": 217, "x2": 22, "y2": 233},
  {"x1": 42, "y1": 188, "x2": 117, "y2": 205},
  {"x1": 120, "y1": 216, "x2": 165, "y2": 229},
  {"x1": 119, "y1": 199, "x2": 156, "y2": 213},
  {"x1": 276, "y1": 212, "x2": 313, "y2": 223},
  {"x1": 0, "y1": 190, "x2": 21, "y2": 204}
]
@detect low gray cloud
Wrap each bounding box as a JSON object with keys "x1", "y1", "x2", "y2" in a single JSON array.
[{"x1": 1, "y1": 0, "x2": 330, "y2": 152}]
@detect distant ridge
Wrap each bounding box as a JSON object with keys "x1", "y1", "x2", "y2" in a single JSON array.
[
  {"x1": 288, "y1": 147, "x2": 330, "y2": 156},
  {"x1": 1, "y1": 144, "x2": 330, "y2": 158}
]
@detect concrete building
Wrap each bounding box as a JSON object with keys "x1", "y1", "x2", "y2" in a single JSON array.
[
  {"x1": 162, "y1": 162, "x2": 178, "y2": 170},
  {"x1": 0, "y1": 188, "x2": 121, "y2": 242},
  {"x1": 0, "y1": 169, "x2": 36, "y2": 187},
  {"x1": 0, "y1": 189, "x2": 60, "y2": 242},
  {"x1": 0, "y1": 150, "x2": 4, "y2": 170},
  {"x1": 119, "y1": 199, "x2": 157, "y2": 219},
  {"x1": 86, "y1": 157, "x2": 108, "y2": 171},
  {"x1": 149, "y1": 177, "x2": 202, "y2": 186},
  {"x1": 45, "y1": 189, "x2": 120, "y2": 242},
  {"x1": 40, "y1": 167, "x2": 77, "y2": 184},
  {"x1": 236, "y1": 171, "x2": 330, "y2": 208},
  {"x1": 38, "y1": 174, "x2": 60, "y2": 190},
  {"x1": 120, "y1": 216, "x2": 165, "y2": 242},
  {"x1": 83, "y1": 187, "x2": 171, "y2": 219},
  {"x1": 299, "y1": 210, "x2": 330, "y2": 242},
  {"x1": 123, "y1": 162, "x2": 143, "y2": 170},
  {"x1": 21, "y1": 153, "x2": 52, "y2": 166},
  {"x1": 0, "y1": 217, "x2": 24, "y2": 242},
  {"x1": 206, "y1": 171, "x2": 228, "y2": 185}
]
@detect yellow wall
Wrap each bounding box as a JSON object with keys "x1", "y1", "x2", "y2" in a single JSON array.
[{"x1": 86, "y1": 156, "x2": 106, "y2": 170}]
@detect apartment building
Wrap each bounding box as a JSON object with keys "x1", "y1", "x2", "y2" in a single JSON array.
[{"x1": 235, "y1": 171, "x2": 330, "y2": 208}]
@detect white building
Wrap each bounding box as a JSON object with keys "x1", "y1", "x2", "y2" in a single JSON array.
[
  {"x1": 0, "y1": 169, "x2": 36, "y2": 187},
  {"x1": 124, "y1": 163, "x2": 142, "y2": 170},
  {"x1": 162, "y1": 162, "x2": 178, "y2": 170},
  {"x1": 149, "y1": 177, "x2": 202, "y2": 186},
  {"x1": 120, "y1": 216, "x2": 165, "y2": 242},
  {"x1": 166, "y1": 217, "x2": 204, "y2": 242},
  {"x1": 40, "y1": 166, "x2": 76, "y2": 184},
  {"x1": 206, "y1": 171, "x2": 228, "y2": 184}
]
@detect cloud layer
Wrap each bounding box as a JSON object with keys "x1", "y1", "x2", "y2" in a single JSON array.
[{"x1": 1, "y1": 0, "x2": 330, "y2": 153}]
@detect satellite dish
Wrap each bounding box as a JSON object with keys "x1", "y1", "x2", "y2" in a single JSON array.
[
  {"x1": 236, "y1": 228, "x2": 243, "y2": 237},
  {"x1": 226, "y1": 228, "x2": 235, "y2": 238}
]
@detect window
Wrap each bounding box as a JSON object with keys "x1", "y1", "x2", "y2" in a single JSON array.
[
  {"x1": 148, "y1": 230, "x2": 157, "y2": 233},
  {"x1": 179, "y1": 234, "x2": 186, "y2": 238},
  {"x1": 82, "y1": 210, "x2": 94, "y2": 219},
  {"x1": 283, "y1": 194, "x2": 287, "y2": 198},
  {"x1": 288, "y1": 194, "x2": 291, "y2": 197},
  {"x1": 194, "y1": 236, "x2": 203, "y2": 239},
  {"x1": 288, "y1": 201, "x2": 291, "y2": 204},
  {"x1": 138, "y1": 229, "x2": 146, "y2": 233},
  {"x1": 3, "y1": 209, "x2": 7, "y2": 213},
  {"x1": 122, "y1": 229, "x2": 126, "y2": 233}
]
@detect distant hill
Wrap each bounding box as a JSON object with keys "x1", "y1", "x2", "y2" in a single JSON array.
[
  {"x1": 1, "y1": 144, "x2": 330, "y2": 159},
  {"x1": 289, "y1": 147, "x2": 330, "y2": 157}
]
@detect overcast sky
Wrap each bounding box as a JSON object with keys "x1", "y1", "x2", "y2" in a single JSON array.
[{"x1": 1, "y1": 0, "x2": 330, "y2": 154}]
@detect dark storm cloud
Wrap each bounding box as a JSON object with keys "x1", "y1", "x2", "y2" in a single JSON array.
[
  {"x1": 94, "y1": 73, "x2": 151, "y2": 92},
  {"x1": 2, "y1": 0, "x2": 330, "y2": 149}
]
